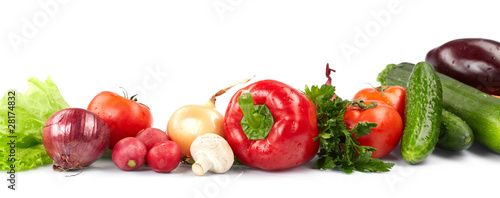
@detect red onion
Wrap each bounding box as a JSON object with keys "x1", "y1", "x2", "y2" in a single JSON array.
[{"x1": 43, "y1": 108, "x2": 110, "y2": 171}]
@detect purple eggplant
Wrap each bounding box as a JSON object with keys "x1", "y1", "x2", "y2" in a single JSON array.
[{"x1": 425, "y1": 38, "x2": 500, "y2": 95}]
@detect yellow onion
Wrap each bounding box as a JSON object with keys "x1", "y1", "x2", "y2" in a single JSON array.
[
  {"x1": 167, "y1": 78, "x2": 252, "y2": 157},
  {"x1": 167, "y1": 103, "x2": 225, "y2": 157}
]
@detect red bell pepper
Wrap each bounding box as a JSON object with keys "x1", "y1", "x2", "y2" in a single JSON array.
[{"x1": 224, "y1": 80, "x2": 319, "y2": 170}]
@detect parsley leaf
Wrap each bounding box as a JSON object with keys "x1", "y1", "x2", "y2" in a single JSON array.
[{"x1": 304, "y1": 84, "x2": 394, "y2": 173}]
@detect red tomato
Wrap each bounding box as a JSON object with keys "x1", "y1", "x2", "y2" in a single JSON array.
[
  {"x1": 352, "y1": 86, "x2": 406, "y2": 120},
  {"x1": 344, "y1": 100, "x2": 403, "y2": 158},
  {"x1": 88, "y1": 91, "x2": 153, "y2": 149}
]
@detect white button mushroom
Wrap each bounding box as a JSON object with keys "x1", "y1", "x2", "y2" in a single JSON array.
[{"x1": 190, "y1": 133, "x2": 234, "y2": 176}]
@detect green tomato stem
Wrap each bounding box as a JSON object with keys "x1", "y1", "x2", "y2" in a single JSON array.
[{"x1": 351, "y1": 99, "x2": 378, "y2": 110}]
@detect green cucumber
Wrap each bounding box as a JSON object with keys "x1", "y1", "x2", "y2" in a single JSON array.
[
  {"x1": 438, "y1": 110, "x2": 474, "y2": 151},
  {"x1": 400, "y1": 62, "x2": 442, "y2": 164},
  {"x1": 379, "y1": 62, "x2": 500, "y2": 153},
  {"x1": 378, "y1": 64, "x2": 473, "y2": 151}
]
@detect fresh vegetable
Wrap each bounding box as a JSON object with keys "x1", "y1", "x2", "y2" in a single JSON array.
[
  {"x1": 147, "y1": 141, "x2": 181, "y2": 173},
  {"x1": 425, "y1": 38, "x2": 500, "y2": 95},
  {"x1": 438, "y1": 110, "x2": 474, "y2": 151},
  {"x1": 167, "y1": 78, "x2": 251, "y2": 157},
  {"x1": 343, "y1": 100, "x2": 403, "y2": 158},
  {"x1": 0, "y1": 77, "x2": 70, "y2": 171},
  {"x1": 43, "y1": 108, "x2": 110, "y2": 171},
  {"x1": 377, "y1": 62, "x2": 413, "y2": 85},
  {"x1": 190, "y1": 133, "x2": 233, "y2": 176},
  {"x1": 352, "y1": 86, "x2": 406, "y2": 120},
  {"x1": 136, "y1": 128, "x2": 170, "y2": 150},
  {"x1": 378, "y1": 62, "x2": 500, "y2": 153},
  {"x1": 304, "y1": 85, "x2": 394, "y2": 173},
  {"x1": 167, "y1": 104, "x2": 225, "y2": 157},
  {"x1": 88, "y1": 91, "x2": 153, "y2": 149},
  {"x1": 400, "y1": 62, "x2": 442, "y2": 164},
  {"x1": 224, "y1": 80, "x2": 319, "y2": 171},
  {"x1": 112, "y1": 137, "x2": 147, "y2": 171},
  {"x1": 382, "y1": 63, "x2": 477, "y2": 154}
]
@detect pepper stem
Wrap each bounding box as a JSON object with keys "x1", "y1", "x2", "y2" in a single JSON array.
[{"x1": 238, "y1": 90, "x2": 262, "y2": 129}]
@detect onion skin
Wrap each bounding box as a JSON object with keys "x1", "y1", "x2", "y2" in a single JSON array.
[
  {"x1": 166, "y1": 78, "x2": 252, "y2": 158},
  {"x1": 43, "y1": 108, "x2": 110, "y2": 171},
  {"x1": 167, "y1": 104, "x2": 225, "y2": 157}
]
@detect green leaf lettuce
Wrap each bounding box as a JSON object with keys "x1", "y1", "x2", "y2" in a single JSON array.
[{"x1": 0, "y1": 77, "x2": 70, "y2": 171}]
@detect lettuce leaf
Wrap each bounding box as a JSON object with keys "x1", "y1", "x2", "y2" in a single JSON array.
[
  {"x1": 376, "y1": 64, "x2": 396, "y2": 86},
  {"x1": 0, "y1": 77, "x2": 70, "y2": 171}
]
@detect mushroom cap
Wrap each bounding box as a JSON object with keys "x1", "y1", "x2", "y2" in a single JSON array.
[{"x1": 190, "y1": 133, "x2": 234, "y2": 174}]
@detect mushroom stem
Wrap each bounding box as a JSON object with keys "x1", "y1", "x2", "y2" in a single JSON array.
[
  {"x1": 190, "y1": 133, "x2": 234, "y2": 176},
  {"x1": 192, "y1": 152, "x2": 213, "y2": 176}
]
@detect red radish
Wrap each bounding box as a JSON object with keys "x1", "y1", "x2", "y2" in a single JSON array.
[
  {"x1": 147, "y1": 141, "x2": 181, "y2": 173},
  {"x1": 112, "y1": 137, "x2": 147, "y2": 171},
  {"x1": 136, "y1": 128, "x2": 170, "y2": 150}
]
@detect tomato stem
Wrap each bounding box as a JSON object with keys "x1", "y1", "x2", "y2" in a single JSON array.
[
  {"x1": 375, "y1": 86, "x2": 389, "y2": 98},
  {"x1": 351, "y1": 99, "x2": 378, "y2": 110},
  {"x1": 130, "y1": 94, "x2": 138, "y2": 102},
  {"x1": 120, "y1": 87, "x2": 139, "y2": 101}
]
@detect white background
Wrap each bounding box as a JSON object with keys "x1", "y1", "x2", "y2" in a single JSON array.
[{"x1": 2, "y1": 0, "x2": 500, "y2": 197}]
